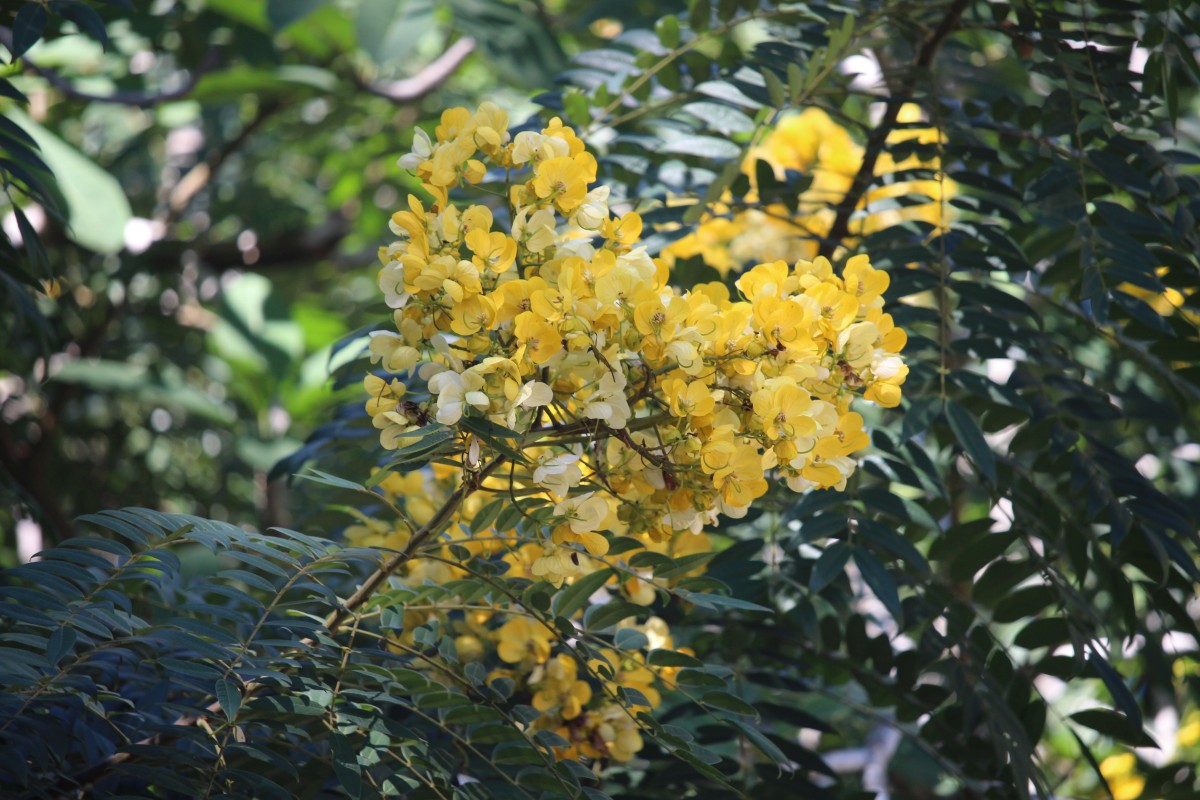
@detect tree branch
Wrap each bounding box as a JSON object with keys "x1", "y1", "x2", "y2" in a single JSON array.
[
  {"x1": 817, "y1": 0, "x2": 969, "y2": 259},
  {"x1": 164, "y1": 99, "x2": 282, "y2": 222},
  {"x1": 357, "y1": 37, "x2": 476, "y2": 104}
]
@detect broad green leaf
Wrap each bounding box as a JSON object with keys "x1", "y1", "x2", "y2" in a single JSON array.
[
  {"x1": 729, "y1": 719, "x2": 789, "y2": 766},
  {"x1": 675, "y1": 589, "x2": 772, "y2": 613},
  {"x1": 11, "y1": 3, "x2": 48, "y2": 58},
  {"x1": 647, "y1": 649, "x2": 702, "y2": 668},
  {"x1": 681, "y1": 101, "x2": 756, "y2": 135},
  {"x1": 355, "y1": 0, "x2": 435, "y2": 64},
  {"x1": 584, "y1": 600, "x2": 642, "y2": 631},
  {"x1": 6, "y1": 109, "x2": 131, "y2": 254},
  {"x1": 330, "y1": 732, "x2": 363, "y2": 799},
  {"x1": 1088, "y1": 652, "x2": 1142, "y2": 732},
  {"x1": 267, "y1": 0, "x2": 328, "y2": 31},
  {"x1": 52, "y1": 360, "x2": 235, "y2": 425},
  {"x1": 854, "y1": 549, "x2": 903, "y2": 626},
  {"x1": 215, "y1": 678, "x2": 241, "y2": 720},
  {"x1": 810, "y1": 541, "x2": 850, "y2": 592}
]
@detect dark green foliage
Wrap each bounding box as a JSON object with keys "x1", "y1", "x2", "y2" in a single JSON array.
[{"x1": 541, "y1": 0, "x2": 1200, "y2": 797}]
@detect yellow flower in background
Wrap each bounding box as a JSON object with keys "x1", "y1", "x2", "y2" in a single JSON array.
[
  {"x1": 496, "y1": 617, "x2": 553, "y2": 665},
  {"x1": 663, "y1": 105, "x2": 955, "y2": 275},
  {"x1": 1098, "y1": 753, "x2": 1145, "y2": 800},
  {"x1": 1117, "y1": 266, "x2": 1199, "y2": 325},
  {"x1": 1177, "y1": 710, "x2": 1200, "y2": 748},
  {"x1": 531, "y1": 654, "x2": 593, "y2": 720}
]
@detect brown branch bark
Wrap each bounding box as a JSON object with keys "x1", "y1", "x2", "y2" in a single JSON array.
[
  {"x1": 163, "y1": 99, "x2": 283, "y2": 223},
  {"x1": 817, "y1": 0, "x2": 970, "y2": 259}
]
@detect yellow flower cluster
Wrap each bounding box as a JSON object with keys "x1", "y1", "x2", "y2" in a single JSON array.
[
  {"x1": 664, "y1": 106, "x2": 955, "y2": 274},
  {"x1": 367, "y1": 102, "x2": 907, "y2": 580},
  {"x1": 356, "y1": 103, "x2": 908, "y2": 763}
]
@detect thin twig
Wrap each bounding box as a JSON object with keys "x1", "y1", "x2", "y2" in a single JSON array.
[
  {"x1": 818, "y1": 0, "x2": 969, "y2": 258},
  {"x1": 356, "y1": 37, "x2": 476, "y2": 104}
]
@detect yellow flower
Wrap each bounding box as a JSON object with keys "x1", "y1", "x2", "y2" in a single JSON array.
[
  {"x1": 532, "y1": 654, "x2": 593, "y2": 720},
  {"x1": 1098, "y1": 753, "x2": 1145, "y2": 800},
  {"x1": 663, "y1": 377, "x2": 717, "y2": 419},
  {"x1": 448, "y1": 294, "x2": 496, "y2": 337},
  {"x1": 1177, "y1": 710, "x2": 1200, "y2": 748},
  {"x1": 752, "y1": 378, "x2": 817, "y2": 442},
  {"x1": 514, "y1": 311, "x2": 563, "y2": 365},
  {"x1": 711, "y1": 444, "x2": 769, "y2": 507},
  {"x1": 466, "y1": 228, "x2": 517, "y2": 274},
  {"x1": 495, "y1": 617, "x2": 552, "y2": 665},
  {"x1": 532, "y1": 154, "x2": 596, "y2": 213}
]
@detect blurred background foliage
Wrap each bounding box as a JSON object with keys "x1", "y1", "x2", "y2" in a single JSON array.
[
  {"x1": 2, "y1": 0, "x2": 1200, "y2": 798},
  {"x1": 0, "y1": 0, "x2": 657, "y2": 546}
]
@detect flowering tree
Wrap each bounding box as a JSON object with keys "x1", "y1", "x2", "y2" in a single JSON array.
[{"x1": 2, "y1": 1, "x2": 1199, "y2": 799}]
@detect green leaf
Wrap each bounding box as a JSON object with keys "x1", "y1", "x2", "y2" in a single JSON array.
[
  {"x1": 655, "y1": 15, "x2": 681, "y2": 49},
  {"x1": 654, "y1": 551, "x2": 715, "y2": 579},
  {"x1": 676, "y1": 668, "x2": 725, "y2": 688},
  {"x1": 675, "y1": 589, "x2": 772, "y2": 613},
  {"x1": 59, "y1": 3, "x2": 109, "y2": 48},
  {"x1": 192, "y1": 65, "x2": 339, "y2": 102},
  {"x1": 1088, "y1": 652, "x2": 1142, "y2": 733},
  {"x1": 702, "y1": 690, "x2": 757, "y2": 717},
  {"x1": 858, "y1": 521, "x2": 930, "y2": 575},
  {"x1": 584, "y1": 600, "x2": 642, "y2": 631},
  {"x1": 681, "y1": 102, "x2": 756, "y2": 135},
  {"x1": 613, "y1": 627, "x2": 648, "y2": 651},
  {"x1": 661, "y1": 134, "x2": 741, "y2": 160},
  {"x1": 51, "y1": 359, "x2": 235, "y2": 424},
  {"x1": 6, "y1": 109, "x2": 131, "y2": 254},
  {"x1": 552, "y1": 568, "x2": 613, "y2": 619},
  {"x1": 729, "y1": 719, "x2": 788, "y2": 766},
  {"x1": 450, "y1": 0, "x2": 565, "y2": 88},
  {"x1": 215, "y1": 678, "x2": 242, "y2": 720},
  {"x1": 296, "y1": 468, "x2": 367, "y2": 493},
  {"x1": 355, "y1": 0, "x2": 434, "y2": 64},
  {"x1": 647, "y1": 649, "x2": 702, "y2": 668},
  {"x1": 762, "y1": 68, "x2": 787, "y2": 108},
  {"x1": 810, "y1": 541, "x2": 850, "y2": 592},
  {"x1": 267, "y1": 0, "x2": 328, "y2": 30},
  {"x1": 1014, "y1": 617, "x2": 1070, "y2": 650},
  {"x1": 11, "y1": 3, "x2": 48, "y2": 59},
  {"x1": 854, "y1": 549, "x2": 903, "y2": 626},
  {"x1": 945, "y1": 399, "x2": 997, "y2": 483},
  {"x1": 1070, "y1": 709, "x2": 1155, "y2": 747},
  {"x1": 330, "y1": 732, "x2": 363, "y2": 799},
  {"x1": 210, "y1": 272, "x2": 305, "y2": 387}
]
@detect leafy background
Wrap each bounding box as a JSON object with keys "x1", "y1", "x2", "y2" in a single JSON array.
[{"x1": 2, "y1": 1, "x2": 1199, "y2": 798}]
